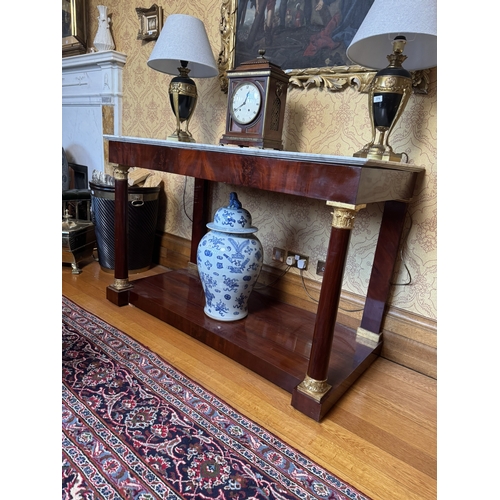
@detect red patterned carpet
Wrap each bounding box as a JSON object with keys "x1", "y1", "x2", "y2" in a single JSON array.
[{"x1": 62, "y1": 296, "x2": 370, "y2": 499}]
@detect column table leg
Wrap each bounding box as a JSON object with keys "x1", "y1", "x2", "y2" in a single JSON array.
[
  {"x1": 292, "y1": 202, "x2": 365, "y2": 419},
  {"x1": 357, "y1": 200, "x2": 408, "y2": 343},
  {"x1": 106, "y1": 164, "x2": 133, "y2": 306},
  {"x1": 190, "y1": 178, "x2": 210, "y2": 264}
]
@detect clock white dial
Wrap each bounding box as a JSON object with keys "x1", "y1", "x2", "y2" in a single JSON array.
[{"x1": 230, "y1": 82, "x2": 262, "y2": 125}]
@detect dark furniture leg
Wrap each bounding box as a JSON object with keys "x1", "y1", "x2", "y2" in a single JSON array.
[
  {"x1": 358, "y1": 200, "x2": 408, "y2": 338},
  {"x1": 106, "y1": 165, "x2": 133, "y2": 306},
  {"x1": 292, "y1": 203, "x2": 366, "y2": 419},
  {"x1": 190, "y1": 179, "x2": 211, "y2": 264}
]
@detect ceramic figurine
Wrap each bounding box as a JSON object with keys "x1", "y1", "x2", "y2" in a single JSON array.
[
  {"x1": 197, "y1": 192, "x2": 263, "y2": 321},
  {"x1": 93, "y1": 5, "x2": 115, "y2": 52}
]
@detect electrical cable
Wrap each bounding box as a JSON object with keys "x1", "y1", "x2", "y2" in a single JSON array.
[
  {"x1": 391, "y1": 258, "x2": 412, "y2": 286},
  {"x1": 300, "y1": 269, "x2": 319, "y2": 303},
  {"x1": 183, "y1": 176, "x2": 193, "y2": 222},
  {"x1": 299, "y1": 272, "x2": 368, "y2": 313},
  {"x1": 390, "y1": 211, "x2": 413, "y2": 286},
  {"x1": 254, "y1": 265, "x2": 291, "y2": 290}
]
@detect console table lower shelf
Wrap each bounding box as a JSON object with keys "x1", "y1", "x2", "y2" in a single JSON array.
[{"x1": 126, "y1": 268, "x2": 382, "y2": 421}]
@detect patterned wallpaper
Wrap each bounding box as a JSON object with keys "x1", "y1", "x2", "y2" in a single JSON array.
[{"x1": 87, "y1": 0, "x2": 437, "y2": 320}]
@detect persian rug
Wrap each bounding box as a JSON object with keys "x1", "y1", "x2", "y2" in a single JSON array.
[{"x1": 62, "y1": 296, "x2": 370, "y2": 500}]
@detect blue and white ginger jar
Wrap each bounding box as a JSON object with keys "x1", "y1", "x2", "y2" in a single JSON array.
[{"x1": 197, "y1": 192, "x2": 263, "y2": 321}]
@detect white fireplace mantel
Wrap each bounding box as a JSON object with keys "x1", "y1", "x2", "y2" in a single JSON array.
[{"x1": 62, "y1": 50, "x2": 127, "y2": 179}]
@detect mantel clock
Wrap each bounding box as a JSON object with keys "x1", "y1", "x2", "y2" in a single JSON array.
[{"x1": 220, "y1": 50, "x2": 289, "y2": 150}]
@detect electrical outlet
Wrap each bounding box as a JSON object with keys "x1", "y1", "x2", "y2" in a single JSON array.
[
  {"x1": 316, "y1": 260, "x2": 326, "y2": 276},
  {"x1": 286, "y1": 251, "x2": 308, "y2": 271},
  {"x1": 272, "y1": 247, "x2": 286, "y2": 263}
]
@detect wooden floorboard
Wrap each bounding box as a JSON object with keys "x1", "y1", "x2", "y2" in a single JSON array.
[{"x1": 62, "y1": 259, "x2": 437, "y2": 500}]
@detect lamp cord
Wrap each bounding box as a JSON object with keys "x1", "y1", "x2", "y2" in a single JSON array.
[
  {"x1": 254, "y1": 265, "x2": 291, "y2": 290},
  {"x1": 183, "y1": 176, "x2": 193, "y2": 223},
  {"x1": 300, "y1": 270, "x2": 320, "y2": 304},
  {"x1": 299, "y1": 270, "x2": 364, "y2": 312},
  {"x1": 389, "y1": 211, "x2": 413, "y2": 286}
]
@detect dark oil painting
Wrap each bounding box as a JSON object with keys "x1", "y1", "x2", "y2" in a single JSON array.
[{"x1": 235, "y1": 0, "x2": 375, "y2": 70}]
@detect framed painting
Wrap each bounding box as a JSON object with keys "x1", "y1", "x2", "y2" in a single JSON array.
[
  {"x1": 62, "y1": 0, "x2": 87, "y2": 57},
  {"x1": 218, "y1": 0, "x2": 429, "y2": 94},
  {"x1": 136, "y1": 4, "x2": 163, "y2": 41}
]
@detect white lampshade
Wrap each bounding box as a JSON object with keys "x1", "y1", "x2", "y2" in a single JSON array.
[
  {"x1": 147, "y1": 14, "x2": 218, "y2": 78},
  {"x1": 346, "y1": 0, "x2": 437, "y2": 71}
]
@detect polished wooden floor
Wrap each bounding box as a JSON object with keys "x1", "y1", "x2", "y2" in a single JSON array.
[{"x1": 62, "y1": 259, "x2": 437, "y2": 500}]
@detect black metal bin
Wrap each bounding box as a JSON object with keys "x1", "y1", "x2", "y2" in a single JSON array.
[{"x1": 90, "y1": 182, "x2": 160, "y2": 273}]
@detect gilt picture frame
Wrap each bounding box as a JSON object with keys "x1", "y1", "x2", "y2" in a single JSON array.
[
  {"x1": 218, "y1": 0, "x2": 429, "y2": 94},
  {"x1": 62, "y1": 0, "x2": 87, "y2": 57},
  {"x1": 136, "y1": 4, "x2": 163, "y2": 41}
]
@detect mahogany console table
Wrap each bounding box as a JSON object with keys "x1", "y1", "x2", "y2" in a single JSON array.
[{"x1": 104, "y1": 135, "x2": 424, "y2": 421}]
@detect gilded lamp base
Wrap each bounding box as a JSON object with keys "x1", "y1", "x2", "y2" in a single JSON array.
[
  {"x1": 353, "y1": 144, "x2": 404, "y2": 162},
  {"x1": 354, "y1": 37, "x2": 413, "y2": 164},
  {"x1": 168, "y1": 65, "x2": 198, "y2": 143},
  {"x1": 167, "y1": 130, "x2": 196, "y2": 143},
  {"x1": 353, "y1": 123, "x2": 406, "y2": 162}
]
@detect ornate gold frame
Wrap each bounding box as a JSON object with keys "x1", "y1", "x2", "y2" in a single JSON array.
[
  {"x1": 217, "y1": 0, "x2": 429, "y2": 94},
  {"x1": 136, "y1": 4, "x2": 163, "y2": 41}
]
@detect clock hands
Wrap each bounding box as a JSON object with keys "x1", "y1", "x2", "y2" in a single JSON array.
[{"x1": 235, "y1": 92, "x2": 250, "y2": 110}]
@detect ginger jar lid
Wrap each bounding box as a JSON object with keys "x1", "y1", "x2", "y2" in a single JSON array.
[{"x1": 207, "y1": 192, "x2": 258, "y2": 234}]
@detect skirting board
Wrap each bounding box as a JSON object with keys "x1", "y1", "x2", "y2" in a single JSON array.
[{"x1": 154, "y1": 232, "x2": 437, "y2": 379}]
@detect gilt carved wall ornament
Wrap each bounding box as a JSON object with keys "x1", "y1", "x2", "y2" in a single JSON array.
[{"x1": 218, "y1": 0, "x2": 430, "y2": 95}]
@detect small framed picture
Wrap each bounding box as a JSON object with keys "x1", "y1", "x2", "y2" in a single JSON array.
[{"x1": 136, "y1": 4, "x2": 163, "y2": 41}]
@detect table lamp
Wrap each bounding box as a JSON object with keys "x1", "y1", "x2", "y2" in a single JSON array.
[
  {"x1": 147, "y1": 14, "x2": 218, "y2": 142},
  {"x1": 346, "y1": 0, "x2": 437, "y2": 162}
]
